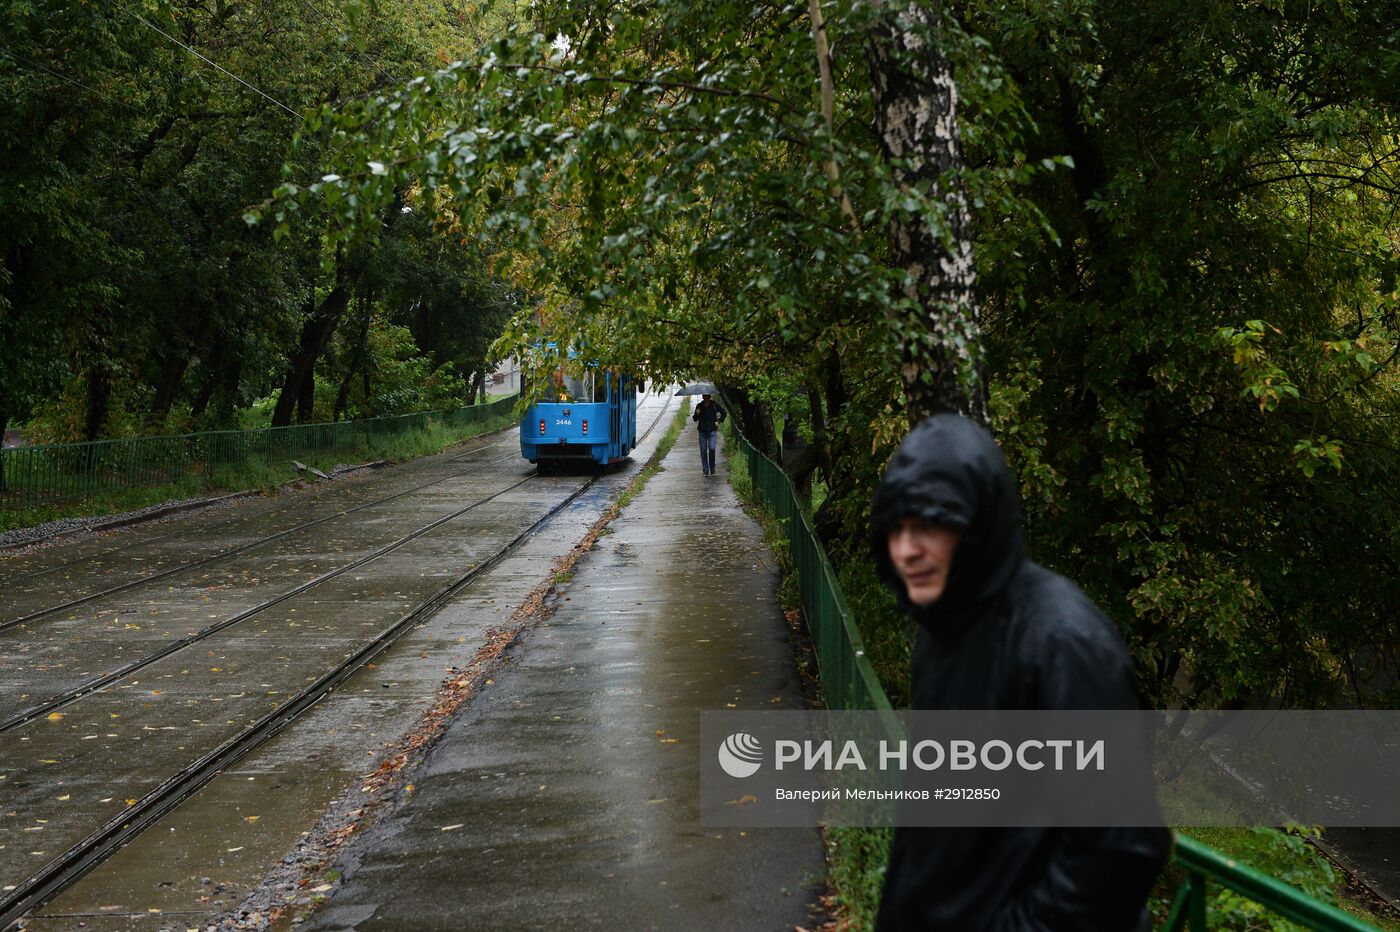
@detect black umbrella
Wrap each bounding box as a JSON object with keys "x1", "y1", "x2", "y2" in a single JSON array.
[{"x1": 675, "y1": 382, "x2": 717, "y2": 396}]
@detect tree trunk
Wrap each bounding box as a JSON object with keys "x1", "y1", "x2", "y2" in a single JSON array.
[
  {"x1": 84, "y1": 361, "x2": 111, "y2": 442},
  {"x1": 866, "y1": 4, "x2": 986, "y2": 425},
  {"x1": 151, "y1": 301, "x2": 214, "y2": 423},
  {"x1": 725, "y1": 385, "x2": 778, "y2": 458},
  {"x1": 189, "y1": 343, "x2": 223, "y2": 419},
  {"x1": 333, "y1": 368, "x2": 355, "y2": 421},
  {"x1": 271, "y1": 283, "x2": 352, "y2": 427},
  {"x1": 149, "y1": 348, "x2": 192, "y2": 425},
  {"x1": 271, "y1": 194, "x2": 405, "y2": 428},
  {"x1": 295, "y1": 365, "x2": 317, "y2": 423},
  {"x1": 334, "y1": 307, "x2": 372, "y2": 420},
  {"x1": 822, "y1": 347, "x2": 847, "y2": 428},
  {"x1": 805, "y1": 379, "x2": 831, "y2": 483},
  {"x1": 213, "y1": 357, "x2": 244, "y2": 425}
]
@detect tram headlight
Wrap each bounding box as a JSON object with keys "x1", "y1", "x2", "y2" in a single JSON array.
[
  {"x1": 582, "y1": 419, "x2": 588, "y2": 435},
  {"x1": 539, "y1": 419, "x2": 546, "y2": 435}
]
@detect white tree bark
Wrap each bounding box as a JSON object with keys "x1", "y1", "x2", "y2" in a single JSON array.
[{"x1": 866, "y1": 1, "x2": 987, "y2": 424}]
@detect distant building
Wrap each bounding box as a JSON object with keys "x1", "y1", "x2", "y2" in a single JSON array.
[{"x1": 490, "y1": 358, "x2": 522, "y2": 395}]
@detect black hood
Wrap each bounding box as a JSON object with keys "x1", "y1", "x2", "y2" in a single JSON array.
[{"x1": 869, "y1": 414, "x2": 1026, "y2": 629}]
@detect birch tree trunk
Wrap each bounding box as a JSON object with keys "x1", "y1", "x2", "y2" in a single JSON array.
[{"x1": 866, "y1": 2, "x2": 988, "y2": 425}]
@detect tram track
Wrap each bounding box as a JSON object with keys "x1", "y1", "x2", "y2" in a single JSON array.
[
  {"x1": 0, "y1": 445, "x2": 524, "y2": 633},
  {"x1": 0, "y1": 391, "x2": 675, "y2": 929},
  {"x1": 0, "y1": 418, "x2": 517, "y2": 580},
  {"x1": 0, "y1": 471, "x2": 537, "y2": 734},
  {"x1": 0, "y1": 473, "x2": 600, "y2": 929}
]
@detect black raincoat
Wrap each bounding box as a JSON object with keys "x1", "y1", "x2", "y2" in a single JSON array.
[{"x1": 869, "y1": 414, "x2": 1170, "y2": 931}]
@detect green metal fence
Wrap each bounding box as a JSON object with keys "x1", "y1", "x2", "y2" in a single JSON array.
[
  {"x1": 725, "y1": 426, "x2": 891, "y2": 714},
  {"x1": 1165, "y1": 834, "x2": 1376, "y2": 931},
  {"x1": 722, "y1": 422, "x2": 1378, "y2": 932},
  {"x1": 0, "y1": 397, "x2": 517, "y2": 509}
]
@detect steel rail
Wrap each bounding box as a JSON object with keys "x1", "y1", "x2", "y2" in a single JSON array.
[
  {"x1": 0, "y1": 430, "x2": 515, "y2": 583},
  {"x1": 0, "y1": 476, "x2": 592, "y2": 929},
  {"x1": 0, "y1": 448, "x2": 522, "y2": 632},
  {"x1": 0, "y1": 471, "x2": 534, "y2": 734},
  {"x1": 0, "y1": 392, "x2": 673, "y2": 929}
]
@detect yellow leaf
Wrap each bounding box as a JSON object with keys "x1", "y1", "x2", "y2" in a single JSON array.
[
  {"x1": 46, "y1": 712, "x2": 64, "y2": 722},
  {"x1": 244, "y1": 815, "x2": 260, "y2": 823}
]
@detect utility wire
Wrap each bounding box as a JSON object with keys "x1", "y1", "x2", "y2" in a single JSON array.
[
  {"x1": 111, "y1": 0, "x2": 305, "y2": 119},
  {"x1": 0, "y1": 48, "x2": 149, "y2": 116},
  {"x1": 294, "y1": 0, "x2": 391, "y2": 80}
]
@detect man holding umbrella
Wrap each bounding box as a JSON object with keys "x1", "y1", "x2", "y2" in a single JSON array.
[{"x1": 692, "y1": 392, "x2": 726, "y2": 476}]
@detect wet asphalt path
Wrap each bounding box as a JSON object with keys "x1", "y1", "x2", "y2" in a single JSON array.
[
  {"x1": 0, "y1": 394, "x2": 675, "y2": 919},
  {"x1": 304, "y1": 418, "x2": 826, "y2": 930}
]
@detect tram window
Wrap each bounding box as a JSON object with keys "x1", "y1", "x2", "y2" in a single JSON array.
[
  {"x1": 540, "y1": 371, "x2": 560, "y2": 402},
  {"x1": 593, "y1": 373, "x2": 609, "y2": 403},
  {"x1": 541, "y1": 370, "x2": 590, "y2": 402}
]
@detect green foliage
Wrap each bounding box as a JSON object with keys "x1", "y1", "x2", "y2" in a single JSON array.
[
  {"x1": 262, "y1": 0, "x2": 1395, "y2": 710},
  {"x1": 823, "y1": 826, "x2": 893, "y2": 931},
  {"x1": 0, "y1": 0, "x2": 519, "y2": 445},
  {"x1": 13, "y1": 0, "x2": 1393, "y2": 731},
  {"x1": 963, "y1": 0, "x2": 1400, "y2": 707},
  {"x1": 1151, "y1": 828, "x2": 1386, "y2": 932},
  {"x1": 833, "y1": 546, "x2": 912, "y2": 710},
  {"x1": 1206, "y1": 828, "x2": 1337, "y2": 930}
]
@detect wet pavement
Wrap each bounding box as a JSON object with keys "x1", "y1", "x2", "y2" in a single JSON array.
[
  {"x1": 301, "y1": 421, "x2": 826, "y2": 930},
  {"x1": 0, "y1": 394, "x2": 678, "y2": 925},
  {"x1": 1324, "y1": 829, "x2": 1400, "y2": 910}
]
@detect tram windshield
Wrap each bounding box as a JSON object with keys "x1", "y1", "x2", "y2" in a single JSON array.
[{"x1": 539, "y1": 369, "x2": 608, "y2": 403}]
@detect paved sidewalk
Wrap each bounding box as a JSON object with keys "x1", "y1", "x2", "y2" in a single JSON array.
[{"x1": 307, "y1": 422, "x2": 827, "y2": 930}]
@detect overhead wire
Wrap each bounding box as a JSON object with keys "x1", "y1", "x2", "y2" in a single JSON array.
[
  {"x1": 108, "y1": 0, "x2": 306, "y2": 119},
  {"x1": 0, "y1": 48, "x2": 149, "y2": 116}
]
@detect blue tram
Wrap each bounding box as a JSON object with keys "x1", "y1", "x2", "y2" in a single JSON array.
[{"x1": 520, "y1": 364, "x2": 639, "y2": 471}]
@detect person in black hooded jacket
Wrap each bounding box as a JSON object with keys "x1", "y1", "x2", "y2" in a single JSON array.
[{"x1": 869, "y1": 413, "x2": 1170, "y2": 931}]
